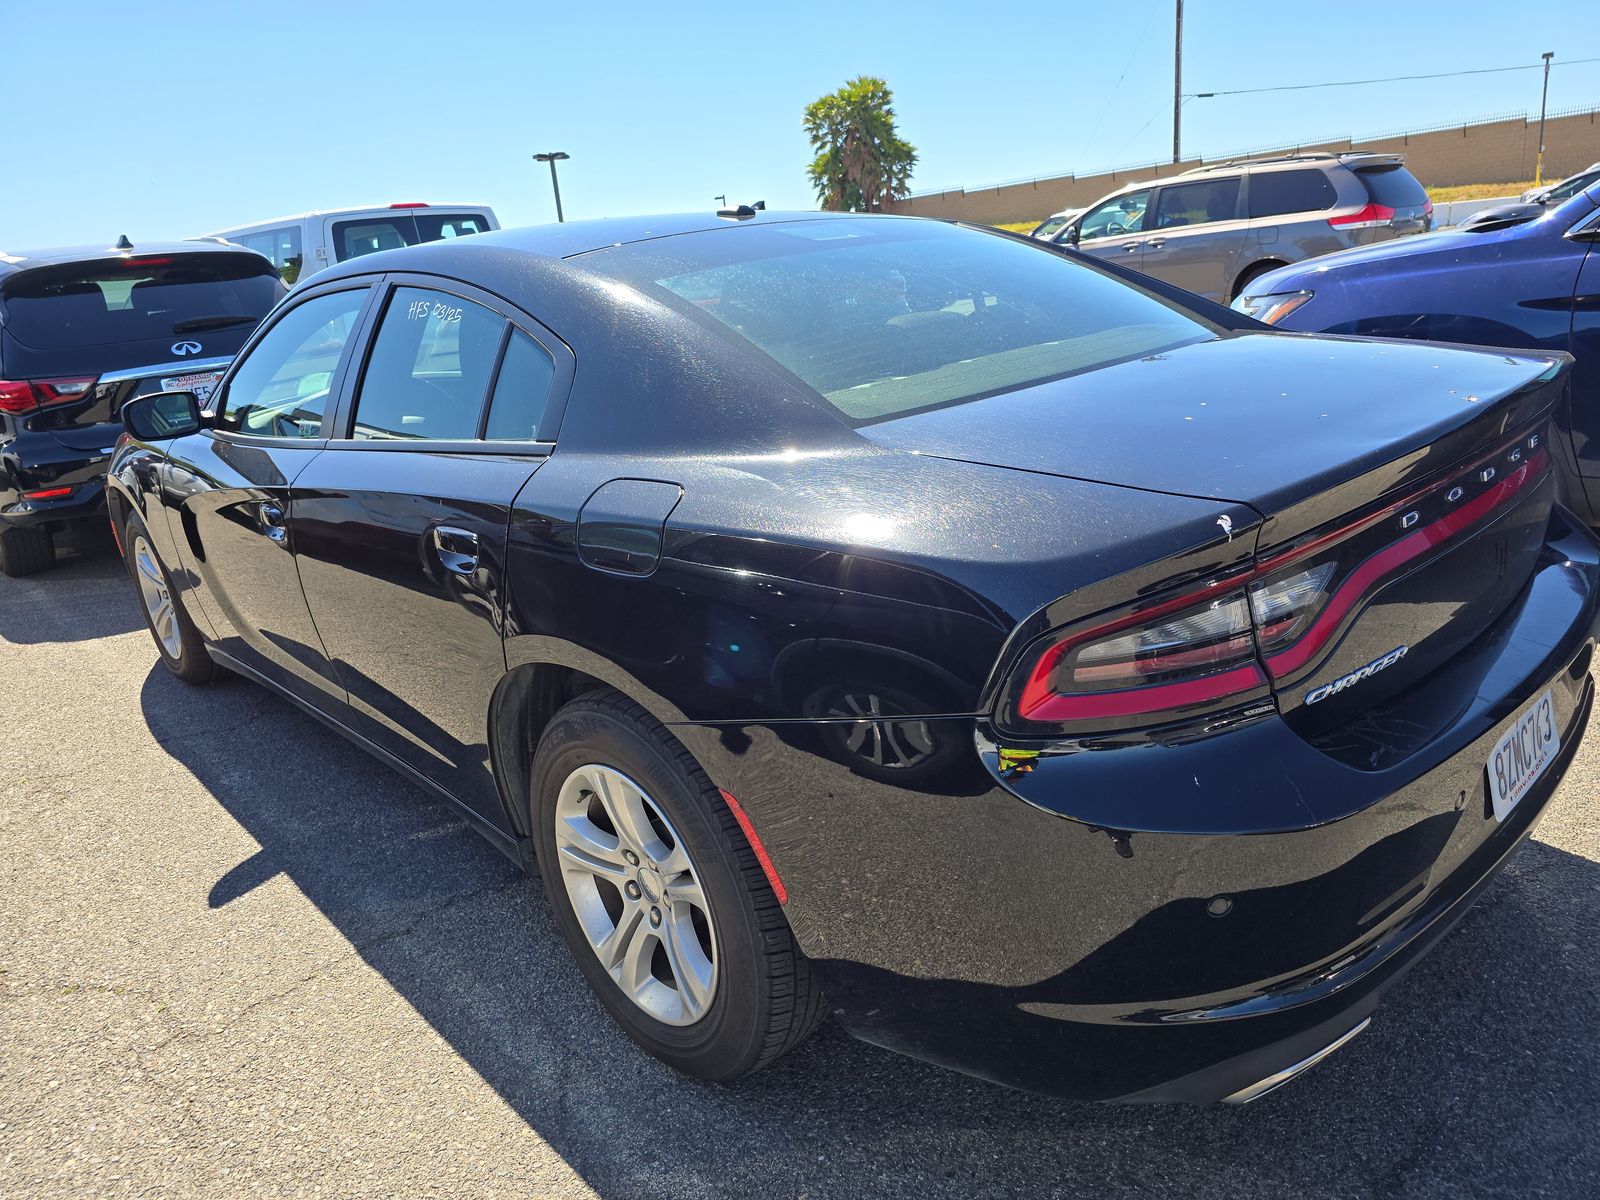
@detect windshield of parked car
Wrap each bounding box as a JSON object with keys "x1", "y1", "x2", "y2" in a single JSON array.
[
  {"x1": 0, "y1": 253, "x2": 281, "y2": 350},
  {"x1": 630, "y1": 218, "x2": 1215, "y2": 424}
]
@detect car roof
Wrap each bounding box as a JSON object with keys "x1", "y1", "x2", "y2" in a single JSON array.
[
  {"x1": 206, "y1": 203, "x2": 496, "y2": 233},
  {"x1": 0, "y1": 238, "x2": 270, "y2": 280},
  {"x1": 311, "y1": 209, "x2": 897, "y2": 279}
]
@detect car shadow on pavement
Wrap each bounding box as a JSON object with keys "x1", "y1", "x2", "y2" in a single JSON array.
[
  {"x1": 0, "y1": 532, "x2": 144, "y2": 644},
  {"x1": 139, "y1": 662, "x2": 1600, "y2": 1200}
]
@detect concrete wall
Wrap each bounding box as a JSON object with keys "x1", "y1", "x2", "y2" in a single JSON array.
[{"x1": 886, "y1": 107, "x2": 1600, "y2": 226}]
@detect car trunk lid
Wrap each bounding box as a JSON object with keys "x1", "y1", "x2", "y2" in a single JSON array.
[{"x1": 866, "y1": 331, "x2": 1569, "y2": 740}]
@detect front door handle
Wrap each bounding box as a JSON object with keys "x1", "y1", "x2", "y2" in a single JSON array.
[
  {"x1": 1122, "y1": 240, "x2": 1142, "y2": 253},
  {"x1": 432, "y1": 525, "x2": 480, "y2": 577},
  {"x1": 258, "y1": 501, "x2": 288, "y2": 544}
]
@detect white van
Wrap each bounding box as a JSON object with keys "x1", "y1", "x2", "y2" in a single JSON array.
[{"x1": 205, "y1": 203, "x2": 500, "y2": 285}]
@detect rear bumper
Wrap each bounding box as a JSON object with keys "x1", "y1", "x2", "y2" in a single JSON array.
[{"x1": 675, "y1": 508, "x2": 1600, "y2": 1102}]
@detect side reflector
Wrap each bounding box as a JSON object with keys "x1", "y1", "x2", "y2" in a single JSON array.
[
  {"x1": 23, "y1": 486, "x2": 73, "y2": 500},
  {"x1": 718, "y1": 788, "x2": 788, "y2": 905}
]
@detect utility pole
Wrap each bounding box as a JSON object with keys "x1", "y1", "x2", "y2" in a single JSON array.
[
  {"x1": 1172, "y1": 0, "x2": 1184, "y2": 165},
  {"x1": 533, "y1": 152, "x2": 570, "y2": 222},
  {"x1": 1535, "y1": 52, "x2": 1555, "y2": 186}
]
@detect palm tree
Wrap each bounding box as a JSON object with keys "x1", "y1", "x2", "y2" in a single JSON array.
[{"x1": 805, "y1": 77, "x2": 918, "y2": 212}]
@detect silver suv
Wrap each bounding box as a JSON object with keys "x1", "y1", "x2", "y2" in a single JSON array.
[{"x1": 1050, "y1": 152, "x2": 1432, "y2": 303}]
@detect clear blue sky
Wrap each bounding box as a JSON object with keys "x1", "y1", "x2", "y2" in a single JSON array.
[{"x1": 4, "y1": 0, "x2": 1596, "y2": 247}]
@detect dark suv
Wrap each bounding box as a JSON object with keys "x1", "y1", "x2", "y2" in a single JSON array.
[
  {"x1": 1051, "y1": 152, "x2": 1433, "y2": 303},
  {"x1": 0, "y1": 240, "x2": 285, "y2": 575}
]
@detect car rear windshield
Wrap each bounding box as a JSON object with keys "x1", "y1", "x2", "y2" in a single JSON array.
[
  {"x1": 633, "y1": 219, "x2": 1215, "y2": 424},
  {"x1": 332, "y1": 212, "x2": 492, "y2": 261},
  {"x1": 1355, "y1": 164, "x2": 1429, "y2": 209},
  {"x1": 0, "y1": 253, "x2": 281, "y2": 351}
]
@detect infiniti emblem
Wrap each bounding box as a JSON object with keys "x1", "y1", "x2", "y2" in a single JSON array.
[{"x1": 171, "y1": 340, "x2": 202, "y2": 356}]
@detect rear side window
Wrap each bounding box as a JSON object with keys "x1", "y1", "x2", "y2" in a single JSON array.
[
  {"x1": 0, "y1": 253, "x2": 282, "y2": 351},
  {"x1": 484, "y1": 331, "x2": 555, "y2": 440},
  {"x1": 1247, "y1": 169, "x2": 1338, "y2": 218},
  {"x1": 1151, "y1": 178, "x2": 1241, "y2": 229},
  {"x1": 234, "y1": 227, "x2": 304, "y2": 285},
  {"x1": 332, "y1": 212, "x2": 492, "y2": 261},
  {"x1": 352, "y1": 287, "x2": 504, "y2": 440},
  {"x1": 1355, "y1": 165, "x2": 1429, "y2": 209}
]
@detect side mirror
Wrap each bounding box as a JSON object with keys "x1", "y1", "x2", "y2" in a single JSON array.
[
  {"x1": 122, "y1": 390, "x2": 203, "y2": 441},
  {"x1": 1063, "y1": 224, "x2": 1081, "y2": 246}
]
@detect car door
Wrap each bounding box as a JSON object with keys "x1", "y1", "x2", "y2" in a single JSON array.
[
  {"x1": 1068, "y1": 189, "x2": 1150, "y2": 271},
  {"x1": 1138, "y1": 176, "x2": 1244, "y2": 301},
  {"x1": 288, "y1": 276, "x2": 571, "y2": 830},
  {"x1": 159, "y1": 281, "x2": 376, "y2": 711}
]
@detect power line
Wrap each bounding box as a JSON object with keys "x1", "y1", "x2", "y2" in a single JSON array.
[{"x1": 1191, "y1": 56, "x2": 1600, "y2": 100}]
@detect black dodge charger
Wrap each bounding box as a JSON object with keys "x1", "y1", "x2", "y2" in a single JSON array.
[{"x1": 107, "y1": 210, "x2": 1600, "y2": 1104}]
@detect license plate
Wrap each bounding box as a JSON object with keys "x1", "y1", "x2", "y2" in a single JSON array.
[
  {"x1": 159, "y1": 370, "x2": 224, "y2": 403},
  {"x1": 1487, "y1": 689, "x2": 1558, "y2": 822}
]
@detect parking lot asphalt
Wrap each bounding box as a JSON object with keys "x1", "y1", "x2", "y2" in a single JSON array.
[{"x1": 2, "y1": 535, "x2": 1598, "y2": 1199}]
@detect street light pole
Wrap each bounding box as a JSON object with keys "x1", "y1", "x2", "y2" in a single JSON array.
[
  {"x1": 1172, "y1": 0, "x2": 1184, "y2": 164},
  {"x1": 1535, "y1": 52, "x2": 1555, "y2": 187},
  {"x1": 533, "y1": 152, "x2": 570, "y2": 223}
]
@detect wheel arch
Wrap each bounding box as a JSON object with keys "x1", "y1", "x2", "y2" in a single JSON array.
[
  {"x1": 1232, "y1": 257, "x2": 1291, "y2": 301},
  {"x1": 489, "y1": 644, "x2": 700, "y2": 838}
]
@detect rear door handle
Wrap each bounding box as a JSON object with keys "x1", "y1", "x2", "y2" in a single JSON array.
[
  {"x1": 432, "y1": 525, "x2": 480, "y2": 577},
  {"x1": 258, "y1": 501, "x2": 288, "y2": 544},
  {"x1": 1145, "y1": 237, "x2": 1166, "y2": 250}
]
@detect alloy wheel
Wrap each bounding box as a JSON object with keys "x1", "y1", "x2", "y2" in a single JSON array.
[
  {"x1": 132, "y1": 535, "x2": 182, "y2": 661},
  {"x1": 553, "y1": 764, "x2": 717, "y2": 1026}
]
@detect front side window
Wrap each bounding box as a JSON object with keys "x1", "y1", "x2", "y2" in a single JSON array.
[
  {"x1": 1079, "y1": 190, "x2": 1150, "y2": 240},
  {"x1": 1151, "y1": 178, "x2": 1241, "y2": 229},
  {"x1": 635, "y1": 218, "x2": 1213, "y2": 425},
  {"x1": 218, "y1": 289, "x2": 366, "y2": 437},
  {"x1": 350, "y1": 287, "x2": 505, "y2": 440}
]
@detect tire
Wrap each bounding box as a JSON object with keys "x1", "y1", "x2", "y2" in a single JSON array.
[
  {"x1": 122, "y1": 511, "x2": 219, "y2": 685},
  {"x1": 1231, "y1": 260, "x2": 1287, "y2": 302},
  {"x1": 0, "y1": 524, "x2": 54, "y2": 577},
  {"x1": 528, "y1": 690, "x2": 824, "y2": 1081}
]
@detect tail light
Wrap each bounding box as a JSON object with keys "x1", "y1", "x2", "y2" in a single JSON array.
[
  {"x1": 1005, "y1": 429, "x2": 1551, "y2": 734},
  {"x1": 0, "y1": 377, "x2": 96, "y2": 415},
  {"x1": 1329, "y1": 203, "x2": 1396, "y2": 230}
]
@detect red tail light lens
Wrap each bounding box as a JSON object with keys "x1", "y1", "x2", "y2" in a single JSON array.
[
  {"x1": 34, "y1": 377, "x2": 95, "y2": 406},
  {"x1": 0, "y1": 377, "x2": 95, "y2": 414},
  {"x1": 1329, "y1": 202, "x2": 1396, "y2": 230},
  {"x1": 1017, "y1": 585, "x2": 1267, "y2": 723},
  {"x1": 1007, "y1": 428, "x2": 1550, "y2": 734},
  {"x1": 0, "y1": 381, "x2": 36, "y2": 414}
]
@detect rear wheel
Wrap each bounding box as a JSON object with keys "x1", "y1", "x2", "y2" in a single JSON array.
[
  {"x1": 528, "y1": 690, "x2": 824, "y2": 1081},
  {"x1": 123, "y1": 512, "x2": 218, "y2": 685},
  {"x1": 0, "y1": 524, "x2": 55, "y2": 577}
]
